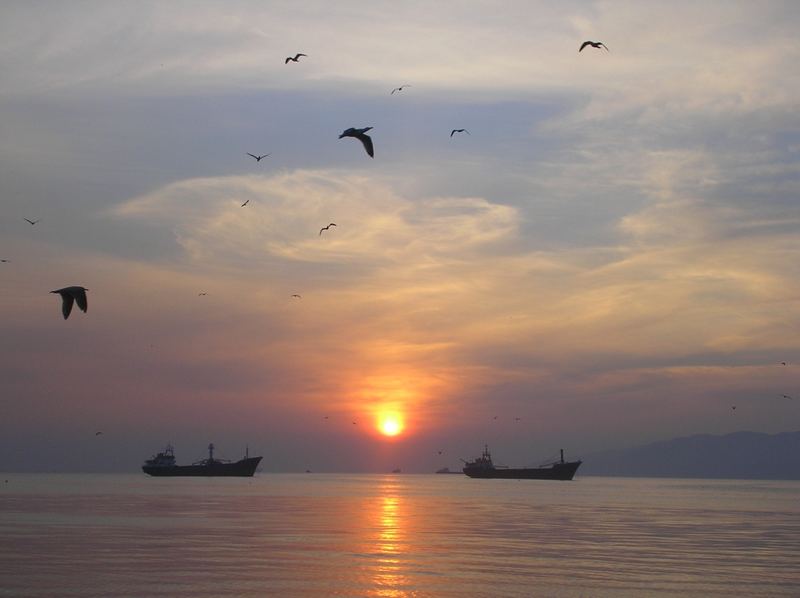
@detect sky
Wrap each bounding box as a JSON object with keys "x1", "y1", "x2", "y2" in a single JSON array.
[{"x1": 1, "y1": 0, "x2": 799, "y2": 472}]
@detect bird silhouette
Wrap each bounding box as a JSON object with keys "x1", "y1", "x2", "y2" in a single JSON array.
[
  {"x1": 579, "y1": 41, "x2": 609, "y2": 52},
  {"x1": 450, "y1": 129, "x2": 470, "y2": 137},
  {"x1": 339, "y1": 127, "x2": 374, "y2": 158},
  {"x1": 437, "y1": 450, "x2": 443, "y2": 455},
  {"x1": 285, "y1": 53, "x2": 307, "y2": 64},
  {"x1": 782, "y1": 394, "x2": 794, "y2": 400},
  {"x1": 24, "y1": 218, "x2": 41, "y2": 225},
  {"x1": 198, "y1": 292, "x2": 208, "y2": 296},
  {"x1": 319, "y1": 223, "x2": 337, "y2": 236},
  {"x1": 291, "y1": 294, "x2": 302, "y2": 299},
  {"x1": 247, "y1": 153, "x2": 270, "y2": 162},
  {"x1": 241, "y1": 199, "x2": 250, "y2": 207},
  {"x1": 51, "y1": 286, "x2": 88, "y2": 320},
  {"x1": 781, "y1": 362, "x2": 787, "y2": 366},
  {"x1": 391, "y1": 85, "x2": 411, "y2": 95},
  {"x1": 731, "y1": 406, "x2": 736, "y2": 411},
  {"x1": 0, "y1": 259, "x2": 9, "y2": 263},
  {"x1": 95, "y1": 431, "x2": 103, "y2": 436}
]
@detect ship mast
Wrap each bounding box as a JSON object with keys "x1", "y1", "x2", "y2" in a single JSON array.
[{"x1": 208, "y1": 443, "x2": 214, "y2": 462}]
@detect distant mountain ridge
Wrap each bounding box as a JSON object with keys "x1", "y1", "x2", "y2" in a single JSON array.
[{"x1": 581, "y1": 431, "x2": 800, "y2": 480}]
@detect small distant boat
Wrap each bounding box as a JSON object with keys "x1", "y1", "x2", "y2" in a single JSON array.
[
  {"x1": 142, "y1": 443, "x2": 262, "y2": 477},
  {"x1": 435, "y1": 467, "x2": 463, "y2": 475},
  {"x1": 462, "y1": 445, "x2": 581, "y2": 480},
  {"x1": 391, "y1": 468, "x2": 402, "y2": 474}
]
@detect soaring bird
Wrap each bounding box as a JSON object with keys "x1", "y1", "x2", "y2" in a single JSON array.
[
  {"x1": 24, "y1": 218, "x2": 41, "y2": 225},
  {"x1": 247, "y1": 153, "x2": 270, "y2": 162},
  {"x1": 291, "y1": 294, "x2": 302, "y2": 299},
  {"x1": 450, "y1": 129, "x2": 470, "y2": 137},
  {"x1": 95, "y1": 431, "x2": 103, "y2": 436},
  {"x1": 198, "y1": 292, "x2": 208, "y2": 296},
  {"x1": 241, "y1": 199, "x2": 250, "y2": 207},
  {"x1": 391, "y1": 85, "x2": 411, "y2": 95},
  {"x1": 319, "y1": 223, "x2": 337, "y2": 236},
  {"x1": 579, "y1": 40, "x2": 609, "y2": 52},
  {"x1": 782, "y1": 394, "x2": 794, "y2": 400},
  {"x1": 285, "y1": 53, "x2": 307, "y2": 64},
  {"x1": 339, "y1": 127, "x2": 374, "y2": 158},
  {"x1": 51, "y1": 286, "x2": 88, "y2": 320},
  {"x1": 0, "y1": 259, "x2": 9, "y2": 263}
]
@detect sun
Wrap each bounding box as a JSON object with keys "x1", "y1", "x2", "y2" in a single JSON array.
[{"x1": 378, "y1": 414, "x2": 404, "y2": 437}]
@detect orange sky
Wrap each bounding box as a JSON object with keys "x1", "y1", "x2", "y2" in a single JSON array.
[{"x1": 1, "y1": 1, "x2": 799, "y2": 471}]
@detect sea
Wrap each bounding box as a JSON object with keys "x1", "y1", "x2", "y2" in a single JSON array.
[{"x1": 0, "y1": 474, "x2": 798, "y2": 597}]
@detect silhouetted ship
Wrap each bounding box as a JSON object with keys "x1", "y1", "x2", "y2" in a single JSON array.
[
  {"x1": 462, "y1": 445, "x2": 581, "y2": 480},
  {"x1": 142, "y1": 443, "x2": 262, "y2": 477},
  {"x1": 435, "y1": 467, "x2": 463, "y2": 474}
]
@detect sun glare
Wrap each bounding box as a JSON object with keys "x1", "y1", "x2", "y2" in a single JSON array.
[{"x1": 379, "y1": 415, "x2": 404, "y2": 437}]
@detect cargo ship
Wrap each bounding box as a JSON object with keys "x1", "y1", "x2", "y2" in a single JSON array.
[
  {"x1": 462, "y1": 445, "x2": 581, "y2": 480},
  {"x1": 435, "y1": 467, "x2": 463, "y2": 474},
  {"x1": 142, "y1": 443, "x2": 262, "y2": 477}
]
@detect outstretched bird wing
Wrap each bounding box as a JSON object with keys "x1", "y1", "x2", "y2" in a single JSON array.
[
  {"x1": 579, "y1": 41, "x2": 591, "y2": 52},
  {"x1": 73, "y1": 288, "x2": 88, "y2": 313},
  {"x1": 247, "y1": 153, "x2": 259, "y2": 160},
  {"x1": 284, "y1": 57, "x2": 292, "y2": 64},
  {"x1": 356, "y1": 133, "x2": 374, "y2": 158},
  {"x1": 60, "y1": 293, "x2": 74, "y2": 319}
]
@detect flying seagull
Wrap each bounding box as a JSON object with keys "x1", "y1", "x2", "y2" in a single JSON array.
[
  {"x1": 51, "y1": 286, "x2": 88, "y2": 320},
  {"x1": 241, "y1": 199, "x2": 250, "y2": 207},
  {"x1": 95, "y1": 431, "x2": 103, "y2": 436},
  {"x1": 339, "y1": 127, "x2": 374, "y2": 158},
  {"x1": 285, "y1": 53, "x2": 307, "y2": 64},
  {"x1": 291, "y1": 294, "x2": 302, "y2": 299},
  {"x1": 247, "y1": 153, "x2": 270, "y2": 162},
  {"x1": 579, "y1": 41, "x2": 609, "y2": 52},
  {"x1": 450, "y1": 129, "x2": 470, "y2": 137},
  {"x1": 0, "y1": 259, "x2": 9, "y2": 263},
  {"x1": 319, "y1": 223, "x2": 337, "y2": 236},
  {"x1": 198, "y1": 292, "x2": 208, "y2": 296},
  {"x1": 390, "y1": 85, "x2": 411, "y2": 95},
  {"x1": 24, "y1": 218, "x2": 41, "y2": 225},
  {"x1": 782, "y1": 394, "x2": 794, "y2": 400}
]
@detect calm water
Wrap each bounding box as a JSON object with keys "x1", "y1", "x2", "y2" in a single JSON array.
[{"x1": 0, "y1": 474, "x2": 798, "y2": 597}]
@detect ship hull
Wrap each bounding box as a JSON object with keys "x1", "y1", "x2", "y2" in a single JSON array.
[
  {"x1": 142, "y1": 456, "x2": 262, "y2": 477},
  {"x1": 463, "y1": 460, "x2": 581, "y2": 480}
]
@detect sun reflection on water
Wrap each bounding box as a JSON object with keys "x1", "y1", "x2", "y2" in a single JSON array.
[{"x1": 369, "y1": 480, "x2": 410, "y2": 598}]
